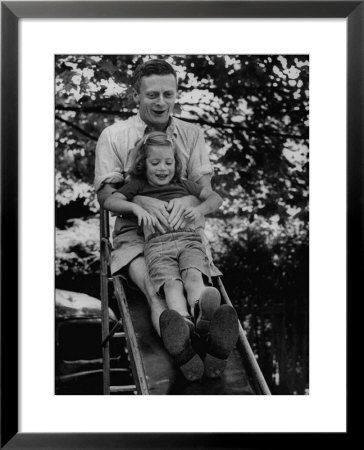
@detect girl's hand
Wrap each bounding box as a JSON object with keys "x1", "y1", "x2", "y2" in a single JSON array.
[
  {"x1": 183, "y1": 206, "x2": 203, "y2": 224},
  {"x1": 133, "y1": 195, "x2": 169, "y2": 232},
  {"x1": 167, "y1": 196, "x2": 199, "y2": 229},
  {"x1": 132, "y1": 204, "x2": 157, "y2": 229}
]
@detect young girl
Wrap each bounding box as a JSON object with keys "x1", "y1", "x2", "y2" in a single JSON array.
[{"x1": 104, "y1": 131, "x2": 238, "y2": 381}]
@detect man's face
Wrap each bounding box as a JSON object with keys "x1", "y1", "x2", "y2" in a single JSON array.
[{"x1": 134, "y1": 74, "x2": 177, "y2": 130}]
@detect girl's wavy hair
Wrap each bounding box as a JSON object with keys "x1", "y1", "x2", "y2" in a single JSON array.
[{"x1": 129, "y1": 131, "x2": 183, "y2": 183}]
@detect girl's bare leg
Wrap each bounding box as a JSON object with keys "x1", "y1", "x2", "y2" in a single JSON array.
[
  {"x1": 181, "y1": 268, "x2": 206, "y2": 315},
  {"x1": 163, "y1": 279, "x2": 190, "y2": 317},
  {"x1": 128, "y1": 256, "x2": 167, "y2": 336}
]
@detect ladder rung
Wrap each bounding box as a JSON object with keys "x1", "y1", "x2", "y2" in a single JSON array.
[
  {"x1": 110, "y1": 385, "x2": 137, "y2": 393},
  {"x1": 102, "y1": 319, "x2": 123, "y2": 346},
  {"x1": 114, "y1": 332, "x2": 125, "y2": 338}
]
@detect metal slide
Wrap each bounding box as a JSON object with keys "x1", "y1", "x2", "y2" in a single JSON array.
[{"x1": 100, "y1": 208, "x2": 271, "y2": 395}]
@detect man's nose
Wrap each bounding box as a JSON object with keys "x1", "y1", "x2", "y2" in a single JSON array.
[{"x1": 155, "y1": 94, "x2": 167, "y2": 106}]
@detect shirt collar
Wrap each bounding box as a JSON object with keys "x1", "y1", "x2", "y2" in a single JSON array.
[{"x1": 136, "y1": 112, "x2": 178, "y2": 138}]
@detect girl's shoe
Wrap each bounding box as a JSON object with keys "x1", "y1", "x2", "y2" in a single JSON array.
[
  {"x1": 204, "y1": 305, "x2": 239, "y2": 379},
  {"x1": 182, "y1": 314, "x2": 195, "y2": 337},
  {"x1": 159, "y1": 309, "x2": 204, "y2": 382},
  {"x1": 194, "y1": 287, "x2": 221, "y2": 336}
]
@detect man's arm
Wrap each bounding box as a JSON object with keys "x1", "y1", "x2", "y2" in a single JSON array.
[
  {"x1": 103, "y1": 191, "x2": 156, "y2": 229},
  {"x1": 98, "y1": 183, "x2": 168, "y2": 232},
  {"x1": 97, "y1": 183, "x2": 118, "y2": 208},
  {"x1": 194, "y1": 173, "x2": 213, "y2": 190},
  {"x1": 183, "y1": 187, "x2": 222, "y2": 223},
  {"x1": 94, "y1": 126, "x2": 124, "y2": 194}
]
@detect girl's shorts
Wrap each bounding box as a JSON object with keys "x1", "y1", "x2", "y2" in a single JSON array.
[
  {"x1": 144, "y1": 231, "x2": 212, "y2": 295},
  {"x1": 110, "y1": 217, "x2": 222, "y2": 279}
]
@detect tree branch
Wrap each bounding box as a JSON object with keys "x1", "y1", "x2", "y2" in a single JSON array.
[
  {"x1": 55, "y1": 107, "x2": 308, "y2": 141},
  {"x1": 55, "y1": 104, "x2": 129, "y2": 116},
  {"x1": 173, "y1": 115, "x2": 308, "y2": 140},
  {"x1": 56, "y1": 115, "x2": 98, "y2": 141}
]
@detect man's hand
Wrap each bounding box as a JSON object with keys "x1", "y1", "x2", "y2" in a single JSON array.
[
  {"x1": 132, "y1": 204, "x2": 157, "y2": 229},
  {"x1": 183, "y1": 206, "x2": 203, "y2": 224},
  {"x1": 133, "y1": 195, "x2": 169, "y2": 232},
  {"x1": 166, "y1": 196, "x2": 199, "y2": 229}
]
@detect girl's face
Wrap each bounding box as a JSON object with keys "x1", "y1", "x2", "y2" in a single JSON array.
[{"x1": 145, "y1": 145, "x2": 175, "y2": 187}]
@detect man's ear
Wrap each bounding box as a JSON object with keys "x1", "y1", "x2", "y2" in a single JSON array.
[{"x1": 133, "y1": 89, "x2": 139, "y2": 105}]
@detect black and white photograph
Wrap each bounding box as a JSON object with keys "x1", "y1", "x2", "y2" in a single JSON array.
[
  {"x1": 1, "y1": 0, "x2": 355, "y2": 445},
  {"x1": 55, "y1": 54, "x2": 309, "y2": 396}
]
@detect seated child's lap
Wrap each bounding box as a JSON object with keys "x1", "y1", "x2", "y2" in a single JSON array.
[{"x1": 144, "y1": 231, "x2": 212, "y2": 295}]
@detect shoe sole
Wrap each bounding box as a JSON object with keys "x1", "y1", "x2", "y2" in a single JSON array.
[
  {"x1": 204, "y1": 305, "x2": 239, "y2": 378},
  {"x1": 160, "y1": 310, "x2": 204, "y2": 382},
  {"x1": 195, "y1": 287, "x2": 221, "y2": 336},
  {"x1": 180, "y1": 353, "x2": 204, "y2": 382},
  {"x1": 204, "y1": 353, "x2": 227, "y2": 379}
]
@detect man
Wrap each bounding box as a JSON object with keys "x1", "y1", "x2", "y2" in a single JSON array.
[
  {"x1": 95, "y1": 59, "x2": 215, "y2": 330},
  {"x1": 95, "y1": 59, "x2": 237, "y2": 380}
]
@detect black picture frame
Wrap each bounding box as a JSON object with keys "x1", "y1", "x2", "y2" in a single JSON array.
[{"x1": 1, "y1": 1, "x2": 358, "y2": 448}]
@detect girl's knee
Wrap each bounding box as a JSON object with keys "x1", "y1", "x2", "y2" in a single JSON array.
[
  {"x1": 163, "y1": 278, "x2": 183, "y2": 294},
  {"x1": 182, "y1": 268, "x2": 203, "y2": 290}
]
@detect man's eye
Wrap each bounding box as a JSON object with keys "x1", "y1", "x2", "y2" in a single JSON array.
[{"x1": 147, "y1": 93, "x2": 157, "y2": 99}]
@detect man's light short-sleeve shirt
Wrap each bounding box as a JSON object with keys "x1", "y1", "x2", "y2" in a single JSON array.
[{"x1": 94, "y1": 113, "x2": 212, "y2": 192}]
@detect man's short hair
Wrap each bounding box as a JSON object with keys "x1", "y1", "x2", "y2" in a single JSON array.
[{"x1": 132, "y1": 59, "x2": 177, "y2": 92}]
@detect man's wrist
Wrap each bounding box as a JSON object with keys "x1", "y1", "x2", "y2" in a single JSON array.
[
  {"x1": 133, "y1": 195, "x2": 142, "y2": 206},
  {"x1": 195, "y1": 205, "x2": 205, "y2": 216},
  {"x1": 181, "y1": 195, "x2": 199, "y2": 207},
  {"x1": 131, "y1": 203, "x2": 139, "y2": 214}
]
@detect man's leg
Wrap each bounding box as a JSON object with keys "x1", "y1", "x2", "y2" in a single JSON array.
[{"x1": 127, "y1": 256, "x2": 167, "y2": 336}]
